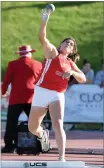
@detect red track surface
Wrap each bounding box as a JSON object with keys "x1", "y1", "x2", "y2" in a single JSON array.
[{"x1": 1, "y1": 131, "x2": 104, "y2": 166}]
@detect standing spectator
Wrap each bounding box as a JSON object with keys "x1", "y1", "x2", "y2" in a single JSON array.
[
  {"x1": 94, "y1": 59, "x2": 104, "y2": 87},
  {"x1": 1, "y1": 45, "x2": 42, "y2": 153},
  {"x1": 81, "y1": 59, "x2": 94, "y2": 84}
]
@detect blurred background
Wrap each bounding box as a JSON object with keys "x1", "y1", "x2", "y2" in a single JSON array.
[
  {"x1": 1, "y1": 1, "x2": 103, "y2": 77},
  {"x1": 1, "y1": 1, "x2": 103, "y2": 130}
]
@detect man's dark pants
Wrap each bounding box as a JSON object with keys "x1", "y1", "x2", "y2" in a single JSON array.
[{"x1": 4, "y1": 103, "x2": 31, "y2": 149}]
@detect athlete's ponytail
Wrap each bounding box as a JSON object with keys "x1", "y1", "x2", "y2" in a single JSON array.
[{"x1": 67, "y1": 52, "x2": 80, "y2": 63}]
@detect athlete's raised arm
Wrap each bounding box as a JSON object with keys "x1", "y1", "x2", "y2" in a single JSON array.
[{"x1": 39, "y1": 4, "x2": 58, "y2": 59}]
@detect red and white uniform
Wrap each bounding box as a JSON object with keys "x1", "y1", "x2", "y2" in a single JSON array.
[{"x1": 36, "y1": 54, "x2": 73, "y2": 92}]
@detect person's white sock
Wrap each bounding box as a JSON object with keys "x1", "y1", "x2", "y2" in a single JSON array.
[{"x1": 58, "y1": 156, "x2": 66, "y2": 162}]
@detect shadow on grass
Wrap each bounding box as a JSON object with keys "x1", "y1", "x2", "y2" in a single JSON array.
[{"x1": 2, "y1": 1, "x2": 96, "y2": 11}]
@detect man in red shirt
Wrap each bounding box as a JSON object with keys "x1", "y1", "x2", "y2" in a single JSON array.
[{"x1": 1, "y1": 45, "x2": 42, "y2": 153}]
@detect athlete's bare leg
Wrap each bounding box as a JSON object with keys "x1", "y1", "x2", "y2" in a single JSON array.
[
  {"x1": 28, "y1": 107, "x2": 47, "y2": 137},
  {"x1": 49, "y1": 99, "x2": 66, "y2": 159}
]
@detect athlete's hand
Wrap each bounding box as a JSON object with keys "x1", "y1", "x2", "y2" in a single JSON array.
[
  {"x1": 55, "y1": 70, "x2": 74, "y2": 79},
  {"x1": 62, "y1": 70, "x2": 74, "y2": 79},
  {"x1": 42, "y1": 8, "x2": 51, "y2": 21}
]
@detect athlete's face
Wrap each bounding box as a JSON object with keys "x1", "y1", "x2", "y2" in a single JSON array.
[{"x1": 59, "y1": 39, "x2": 75, "y2": 55}]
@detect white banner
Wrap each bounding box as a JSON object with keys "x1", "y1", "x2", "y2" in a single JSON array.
[
  {"x1": 64, "y1": 84, "x2": 103, "y2": 123},
  {"x1": 1, "y1": 84, "x2": 103, "y2": 123},
  {"x1": 1, "y1": 161, "x2": 85, "y2": 168},
  {"x1": 1, "y1": 95, "x2": 9, "y2": 120}
]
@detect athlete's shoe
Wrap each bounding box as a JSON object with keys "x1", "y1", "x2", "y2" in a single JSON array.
[{"x1": 41, "y1": 129, "x2": 49, "y2": 143}]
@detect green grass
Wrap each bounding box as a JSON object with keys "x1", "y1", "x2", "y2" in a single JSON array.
[
  {"x1": 1, "y1": 1, "x2": 103, "y2": 79},
  {"x1": 74, "y1": 123, "x2": 103, "y2": 131}
]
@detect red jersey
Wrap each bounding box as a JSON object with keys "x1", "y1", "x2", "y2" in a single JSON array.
[
  {"x1": 37, "y1": 54, "x2": 73, "y2": 92},
  {"x1": 2, "y1": 57, "x2": 42, "y2": 105}
]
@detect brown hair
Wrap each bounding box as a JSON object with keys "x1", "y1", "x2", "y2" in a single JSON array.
[{"x1": 59, "y1": 37, "x2": 80, "y2": 63}]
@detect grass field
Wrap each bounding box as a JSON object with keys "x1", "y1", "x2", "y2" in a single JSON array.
[{"x1": 1, "y1": 1, "x2": 103, "y2": 79}]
